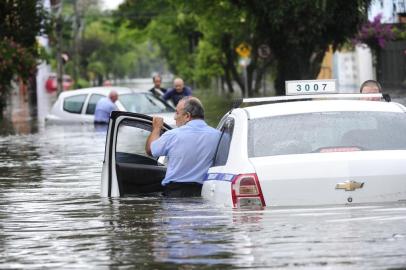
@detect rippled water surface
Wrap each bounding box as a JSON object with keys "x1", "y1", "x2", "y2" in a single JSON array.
[{"x1": 1, "y1": 122, "x2": 406, "y2": 269}]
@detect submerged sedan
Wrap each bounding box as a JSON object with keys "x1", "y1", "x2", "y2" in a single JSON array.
[
  {"x1": 203, "y1": 95, "x2": 406, "y2": 208},
  {"x1": 45, "y1": 86, "x2": 175, "y2": 125},
  {"x1": 100, "y1": 86, "x2": 406, "y2": 208}
]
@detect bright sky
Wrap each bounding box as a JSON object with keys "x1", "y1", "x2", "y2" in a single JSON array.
[{"x1": 102, "y1": 0, "x2": 124, "y2": 10}]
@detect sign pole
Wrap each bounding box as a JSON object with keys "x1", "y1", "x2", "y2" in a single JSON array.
[
  {"x1": 235, "y1": 42, "x2": 252, "y2": 97},
  {"x1": 243, "y1": 66, "x2": 248, "y2": 98}
]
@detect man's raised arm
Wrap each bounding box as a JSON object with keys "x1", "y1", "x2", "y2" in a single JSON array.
[{"x1": 145, "y1": 117, "x2": 164, "y2": 156}]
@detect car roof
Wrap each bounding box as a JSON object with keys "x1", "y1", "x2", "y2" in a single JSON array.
[
  {"x1": 242, "y1": 100, "x2": 406, "y2": 119},
  {"x1": 58, "y1": 86, "x2": 147, "y2": 98}
]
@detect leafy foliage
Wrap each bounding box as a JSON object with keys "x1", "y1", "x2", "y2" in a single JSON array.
[
  {"x1": 117, "y1": 0, "x2": 372, "y2": 96},
  {"x1": 392, "y1": 25, "x2": 406, "y2": 40},
  {"x1": 353, "y1": 14, "x2": 394, "y2": 52},
  {"x1": 50, "y1": 2, "x2": 169, "y2": 86},
  {"x1": 0, "y1": 0, "x2": 48, "y2": 48},
  {"x1": 0, "y1": 0, "x2": 48, "y2": 108},
  {"x1": 235, "y1": 0, "x2": 372, "y2": 94},
  {"x1": 0, "y1": 38, "x2": 38, "y2": 94}
]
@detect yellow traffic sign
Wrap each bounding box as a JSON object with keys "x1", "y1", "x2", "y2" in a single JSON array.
[{"x1": 235, "y1": 42, "x2": 251, "y2": 57}]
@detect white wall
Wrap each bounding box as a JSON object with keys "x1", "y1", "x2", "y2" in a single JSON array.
[
  {"x1": 355, "y1": 45, "x2": 374, "y2": 85},
  {"x1": 36, "y1": 62, "x2": 55, "y2": 123},
  {"x1": 368, "y1": 0, "x2": 398, "y2": 23},
  {"x1": 333, "y1": 45, "x2": 374, "y2": 93}
]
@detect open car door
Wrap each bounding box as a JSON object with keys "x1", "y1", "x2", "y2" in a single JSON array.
[{"x1": 101, "y1": 111, "x2": 172, "y2": 197}]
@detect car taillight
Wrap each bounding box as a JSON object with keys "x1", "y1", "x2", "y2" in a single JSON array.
[{"x1": 231, "y1": 173, "x2": 266, "y2": 208}]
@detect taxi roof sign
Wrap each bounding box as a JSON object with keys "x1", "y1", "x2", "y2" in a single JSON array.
[
  {"x1": 232, "y1": 93, "x2": 390, "y2": 108},
  {"x1": 285, "y1": 79, "x2": 337, "y2": 95}
]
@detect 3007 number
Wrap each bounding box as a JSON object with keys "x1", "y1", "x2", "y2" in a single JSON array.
[{"x1": 296, "y1": 83, "x2": 327, "y2": 92}]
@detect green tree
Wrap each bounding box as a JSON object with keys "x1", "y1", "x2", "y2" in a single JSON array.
[
  {"x1": 0, "y1": 0, "x2": 47, "y2": 47},
  {"x1": 81, "y1": 16, "x2": 166, "y2": 84},
  {"x1": 235, "y1": 0, "x2": 371, "y2": 94},
  {"x1": 51, "y1": 2, "x2": 168, "y2": 86},
  {"x1": 181, "y1": 0, "x2": 267, "y2": 95},
  {"x1": 116, "y1": 0, "x2": 198, "y2": 81},
  {"x1": 0, "y1": 0, "x2": 48, "y2": 113},
  {"x1": 118, "y1": 0, "x2": 371, "y2": 96}
]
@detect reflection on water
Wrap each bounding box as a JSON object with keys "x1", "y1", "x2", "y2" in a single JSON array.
[
  {"x1": 0, "y1": 91, "x2": 38, "y2": 136},
  {"x1": 1, "y1": 94, "x2": 406, "y2": 269}
]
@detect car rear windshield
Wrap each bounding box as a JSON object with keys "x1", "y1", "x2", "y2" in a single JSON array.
[
  {"x1": 248, "y1": 111, "x2": 406, "y2": 157},
  {"x1": 119, "y1": 93, "x2": 175, "y2": 114}
]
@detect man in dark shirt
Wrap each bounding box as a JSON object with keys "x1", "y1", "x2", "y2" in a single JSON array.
[
  {"x1": 163, "y1": 78, "x2": 192, "y2": 106},
  {"x1": 149, "y1": 75, "x2": 167, "y2": 98}
]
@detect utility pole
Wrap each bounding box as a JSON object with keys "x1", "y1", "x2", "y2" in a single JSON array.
[
  {"x1": 73, "y1": 0, "x2": 81, "y2": 89},
  {"x1": 52, "y1": 0, "x2": 64, "y2": 95}
]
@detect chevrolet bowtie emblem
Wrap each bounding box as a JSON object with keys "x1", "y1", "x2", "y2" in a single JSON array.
[{"x1": 335, "y1": 181, "x2": 364, "y2": 191}]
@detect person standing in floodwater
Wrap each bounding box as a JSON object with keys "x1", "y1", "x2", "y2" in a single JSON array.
[
  {"x1": 162, "y1": 78, "x2": 192, "y2": 106},
  {"x1": 149, "y1": 75, "x2": 167, "y2": 99},
  {"x1": 94, "y1": 90, "x2": 118, "y2": 124}
]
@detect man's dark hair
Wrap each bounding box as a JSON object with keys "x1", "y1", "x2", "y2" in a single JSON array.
[
  {"x1": 360, "y1": 80, "x2": 382, "y2": 93},
  {"x1": 182, "y1": 97, "x2": 204, "y2": 119}
]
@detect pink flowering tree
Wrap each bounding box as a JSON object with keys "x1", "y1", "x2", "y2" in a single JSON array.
[
  {"x1": 0, "y1": 0, "x2": 49, "y2": 115},
  {"x1": 0, "y1": 38, "x2": 37, "y2": 102},
  {"x1": 353, "y1": 14, "x2": 394, "y2": 53}
]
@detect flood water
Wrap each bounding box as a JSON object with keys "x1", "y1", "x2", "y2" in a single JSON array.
[{"x1": 1, "y1": 90, "x2": 406, "y2": 269}]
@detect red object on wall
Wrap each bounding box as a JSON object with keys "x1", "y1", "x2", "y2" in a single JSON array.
[{"x1": 45, "y1": 73, "x2": 73, "y2": 93}]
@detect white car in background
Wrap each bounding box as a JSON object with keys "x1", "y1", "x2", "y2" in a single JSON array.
[
  {"x1": 100, "y1": 80, "x2": 406, "y2": 209},
  {"x1": 45, "y1": 86, "x2": 175, "y2": 126}
]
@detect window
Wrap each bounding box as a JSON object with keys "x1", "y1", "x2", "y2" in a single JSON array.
[
  {"x1": 116, "y1": 120, "x2": 151, "y2": 155},
  {"x1": 119, "y1": 93, "x2": 175, "y2": 114},
  {"x1": 86, "y1": 94, "x2": 104, "y2": 115},
  {"x1": 248, "y1": 111, "x2": 406, "y2": 157},
  {"x1": 63, "y1": 94, "x2": 86, "y2": 114},
  {"x1": 213, "y1": 118, "x2": 234, "y2": 166}
]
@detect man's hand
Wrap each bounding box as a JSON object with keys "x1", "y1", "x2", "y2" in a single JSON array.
[
  {"x1": 152, "y1": 117, "x2": 164, "y2": 131},
  {"x1": 145, "y1": 117, "x2": 164, "y2": 156}
]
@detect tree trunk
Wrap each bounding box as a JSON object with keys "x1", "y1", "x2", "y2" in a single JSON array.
[
  {"x1": 253, "y1": 64, "x2": 266, "y2": 94},
  {"x1": 247, "y1": 63, "x2": 254, "y2": 96},
  {"x1": 222, "y1": 63, "x2": 235, "y2": 93},
  {"x1": 0, "y1": 92, "x2": 4, "y2": 119},
  {"x1": 221, "y1": 34, "x2": 244, "y2": 95},
  {"x1": 274, "y1": 48, "x2": 326, "y2": 96}
]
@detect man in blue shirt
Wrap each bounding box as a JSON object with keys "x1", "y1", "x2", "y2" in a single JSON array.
[
  {"x1": 163, "y1": 78, "x2": 192, "y2": 106},
  {"x1": 94, "y1": 90, "x2": 118, "y2": 124},
  {"x1": 145, "y1": 96, "x2": 221, "y2": 197}
]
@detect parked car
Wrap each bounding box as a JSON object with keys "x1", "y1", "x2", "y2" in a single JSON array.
[
  {"x1": 45, "y1": 73, "x2": 74, "y2": 93},
  {"x1": 100, "y1": 81, "x2": 406, "y2": 209},
  {"x1": 45, "y1": 86, "x2": 175, "y2": 126}
]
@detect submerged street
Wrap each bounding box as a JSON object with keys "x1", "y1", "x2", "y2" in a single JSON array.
[
  {"x1": 2, "y1": 0, "x2": 406, "y2": 268},
  {"x1": 1, "y1": 92, "x2": 406, "y2": 269}
]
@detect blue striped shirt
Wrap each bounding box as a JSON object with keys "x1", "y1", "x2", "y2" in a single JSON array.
[
  {"x1": 151, "y1": 119, "x2": 221, "y2": 185},
  {"x1": 94, "y1": 97, "x2": 117, "y2": 123}
]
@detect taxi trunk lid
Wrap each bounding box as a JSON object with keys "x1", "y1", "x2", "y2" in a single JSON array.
[{"x1": 249, "y1": 150, "x2": 406, "y2": 206}]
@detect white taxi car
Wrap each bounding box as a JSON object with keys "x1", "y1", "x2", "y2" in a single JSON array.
[
  {"x1": 45, "y1": 86, "x2": 175, "y2": 126},
  {"x1": 101, "y1": 80, "x2": 406, "y2": 208}
]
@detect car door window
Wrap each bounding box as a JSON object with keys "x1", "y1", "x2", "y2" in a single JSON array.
[
  {"x1": 86, "y1": 94, "x2": 104, "y2": 115},
  {"x1": 112, "y1": 116, "x2": 169, "y2": 196},
  {"x1": 63, "y1": 94, "x2": 87, "y2": 114},
  {"x1": 213, "y1": 118, "x2": 234, "y2": 166},
  {"x1": 116, "y1": 119, "x2": 160, "y2": 165}
]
